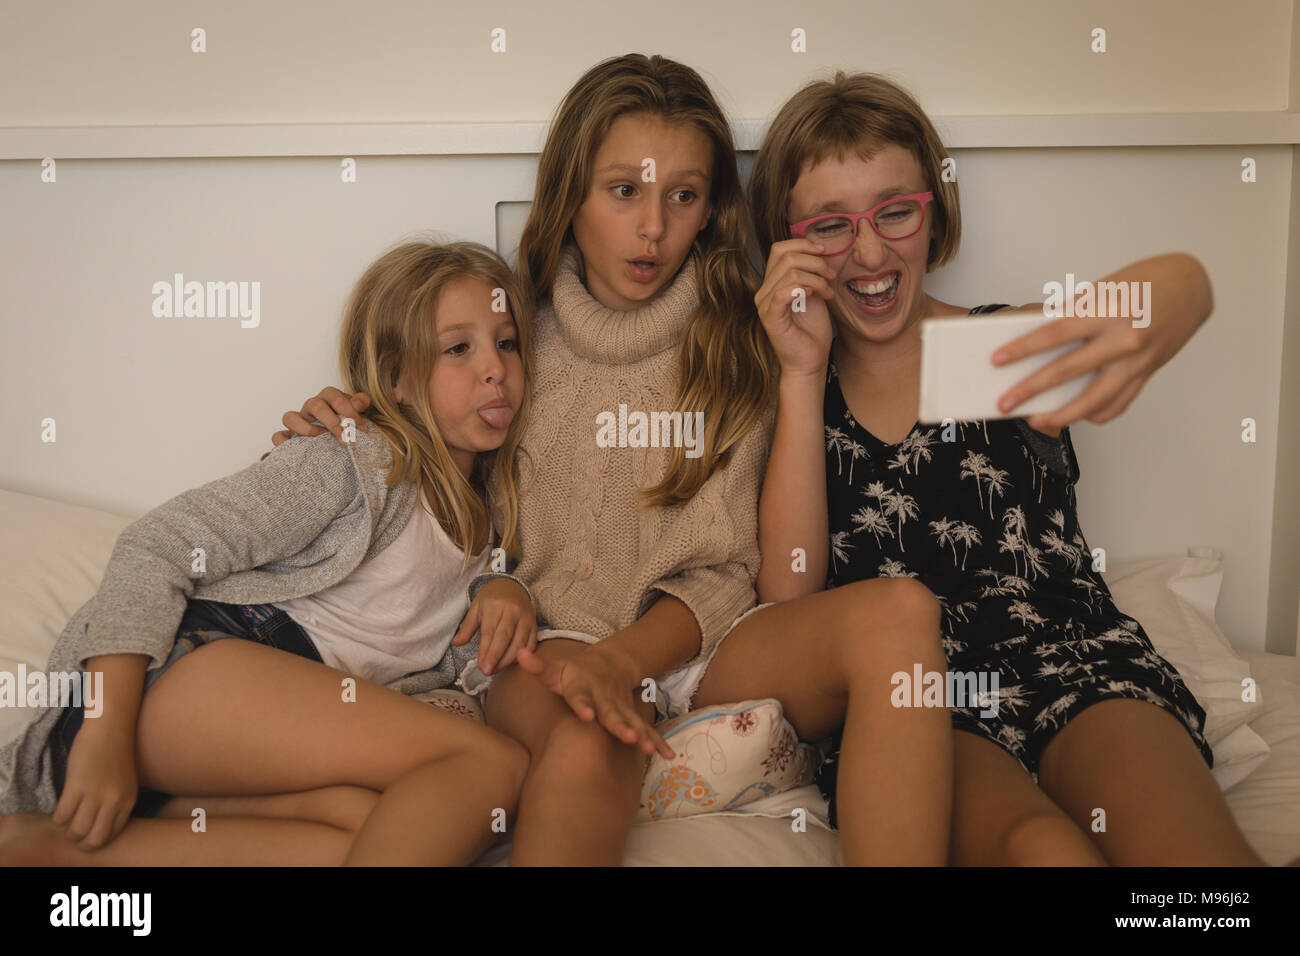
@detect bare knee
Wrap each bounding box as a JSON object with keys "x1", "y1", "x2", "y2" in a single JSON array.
[
  {"x1": 838, "y1": 578, "x2": 944, "y2": 675},
  {"x1": 878, "y1": 577, "x2": 942, "y2": 623},
  {"x1": 449, "y1": 721, "x2": 530, "y2": 798},
  {"x1": 532, "y1": 717, "x2": 638, "y2": 786},
  {"x1": 488, "y1": 732, "x2": 531, "y2": 794},
  {"x1": 999, "y1": 811, "x2": 1105, "y2": 866}
]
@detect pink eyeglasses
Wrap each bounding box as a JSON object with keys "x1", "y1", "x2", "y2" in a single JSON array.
[{"x1": 790, "y1": 191, "x2": 935, "y2": 255}]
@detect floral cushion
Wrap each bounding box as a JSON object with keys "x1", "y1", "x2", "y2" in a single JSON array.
[
  {"x1": 411, "y1": 691, "x2": 819, "y2": 823},
  {"x1": 637, "y1": 699, "x2": 819, "y2": 822}
]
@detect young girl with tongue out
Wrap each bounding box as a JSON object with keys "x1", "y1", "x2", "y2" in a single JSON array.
[{"x1": 0, "y1": 240, "x2": 539, "y2": 866}]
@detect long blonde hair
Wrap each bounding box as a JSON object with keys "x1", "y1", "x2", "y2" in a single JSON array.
[
  {"x1": 749, "y1": 71, "x2": 962, "y2": 269},
  {"x1": 337, "y1": 238, "x2": 534, "y2": 573},
  {"x1": 517, "y1": 53, "x2": 777, "y2": 507}
]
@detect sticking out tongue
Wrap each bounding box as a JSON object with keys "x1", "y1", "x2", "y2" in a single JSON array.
[{"x1": 478, "y1": 405, "x2": 514, "y2": 429}]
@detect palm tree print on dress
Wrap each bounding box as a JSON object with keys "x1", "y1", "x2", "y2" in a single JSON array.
[
  {"x1": 825, "y1": 425, "x2": 848, "y2": 476},
  {"x1": 1041, "y1": 528, "x2": 1084, "y2": 572},
  {"x1": 844, "y1": 437, "x2": 869, "y2": 484},
  {"x1": 850, "y1": 505, "x2": 893, "y2": 547},
  {"x1": 975, "y1": 568, "x2": 1031, "y2": 598},
  {"x1": 829, "y1": 531, "x2": 855, "y2": 573},
  {"x1": 994, "y1": 724, "x2": 1029, "y2": 755},
  {"x1": 959, "y1": 450, "x2": 1011, "y2": 518},
  {"x1": 882, "y1": 489, "x2": 920, "y2": 551},
  {"x1": 877, "y1": 558, "x2": 916, "y2": 578},
  {"x1": 814, "y1": 315, "x2": 1214, "y2": 828}
]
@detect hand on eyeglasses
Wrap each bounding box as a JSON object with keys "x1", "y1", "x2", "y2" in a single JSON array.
[{"x1": 754, "y1": 237, "x2": 837, "y2": 380}]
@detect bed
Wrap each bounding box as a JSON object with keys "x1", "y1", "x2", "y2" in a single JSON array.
[{"x1": 1, "y1": 487, "x2": 1296, "y2": 866}]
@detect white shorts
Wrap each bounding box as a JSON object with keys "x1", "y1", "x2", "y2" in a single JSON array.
[{"x1": 533, "y1": 602, "x2": 775, "y2": 723}]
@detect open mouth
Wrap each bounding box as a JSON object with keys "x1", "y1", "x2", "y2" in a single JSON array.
[
  {"x1": 628, "y1": 258, "x2": 661, "y2": 282},
  {"x1": 846, "y1": 272, "x2": 900, "y2": 309}
]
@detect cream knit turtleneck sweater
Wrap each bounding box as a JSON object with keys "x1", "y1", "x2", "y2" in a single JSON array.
[{"x1": 505, "y1": 241, "x2": 776, "y2": 672}]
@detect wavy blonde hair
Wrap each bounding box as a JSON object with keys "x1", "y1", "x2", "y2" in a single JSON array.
[
  {"x1": 517, "y1": 53, "x2": 777, "y2": 507},
  {"x1": 337, "y1": 238, "x2": 534, "y2": 574},
  {"x1": 748, "y1": 71, "x2": 961, "y2": 269}
]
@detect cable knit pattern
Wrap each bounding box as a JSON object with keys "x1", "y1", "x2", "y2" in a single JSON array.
[{"x1": 505, "y1": 241, "x2": 777, "y2": 671}]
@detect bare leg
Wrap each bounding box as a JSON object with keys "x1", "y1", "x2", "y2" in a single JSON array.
[
  {"x1": 154, "y1": 786, "x2": 381, "y2": 832},
  {"x1": 0, "y1": 811, "x2": 353, "y2": 866},
  {"x1": 949, "y1": 730, "x2": 1105, "y2": 865},
  {"x1": 343, "y1": 747, "x2": 527, "y2": 865},
  {"x1": 484, "y1": 639, "x2": 651, "y2": 865},
  {"x1": 693, "y1": 579, "x2": 952, "y2": 865},
  {"x1": 5, "y1": 638, "x2": 525, "y2": 866},
  {"x1": 1037, "y1": 698, "x2": 1263, "y2": 865}
]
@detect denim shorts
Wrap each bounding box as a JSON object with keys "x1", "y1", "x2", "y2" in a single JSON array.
[{"x1": 53, "y1": 599, "x2": 323, "y2": 818}]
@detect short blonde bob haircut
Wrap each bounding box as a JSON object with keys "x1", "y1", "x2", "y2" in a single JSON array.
[{"x1": 748, "y1": 71, "x2": 961, "y2": 271}]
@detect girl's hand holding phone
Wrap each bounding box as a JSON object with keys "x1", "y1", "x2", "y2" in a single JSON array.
[
  {"x1": 992, "y1": 254, "x2": 1212, "y2": 431},
  {"x1": 991, "y1": 312, "x2": 1154, "y2": 432},
  {"x1": 52, "y1": 719, "x2": 138, "y2": 851},
  {"x1": 272, "y1": 386, "x2": 372, "y2": 447},
  {"x1": 754, "y1": 238, "x2": 836, "y2": 378},
  {"x1": 452, "y1": 579, "x2": 537, "y2": 676},
  {"x1": 515, "y1": 642, "x2": 676, "y2": 760}
]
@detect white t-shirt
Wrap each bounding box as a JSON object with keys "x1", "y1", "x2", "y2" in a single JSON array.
[{"x1": 276, "y1": 486, "x2": 493, "y2": 688}]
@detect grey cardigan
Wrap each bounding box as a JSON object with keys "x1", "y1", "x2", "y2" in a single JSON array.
[{"x1": 0, "y1": 426, "x2": 518, "y2": 815}]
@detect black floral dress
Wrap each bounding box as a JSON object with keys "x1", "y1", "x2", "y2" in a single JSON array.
[{"x1": 813, "y1": 304, "x2": 1212, "y2": 829}]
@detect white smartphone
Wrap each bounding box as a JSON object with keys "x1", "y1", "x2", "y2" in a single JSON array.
[{"x1": 917, "y1": 312, "x2": 1095, "y2": 425}]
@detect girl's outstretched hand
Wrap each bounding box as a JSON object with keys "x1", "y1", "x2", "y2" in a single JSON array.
[
  {"x1": 515, "y1": 643, "x2": 676, "y2": 760},
  {"x1": 992, "y1": 254, "x2": 1212, "y2": 431},
  {"x1": 754, "y1": 238, "x2": 837, "y2": 377},
  {"x1": 52, "y1": 719, "x2": 138, "y2": 851},
  {"x1": 271, "y1": 386, "x2": 372, "y2": 448},
  {"x1": 451, "y1": 579, "x2": 538, "y2": 676},
  {"x1": 991, "y1": 312, "x2": 1155, "y2": 432}
]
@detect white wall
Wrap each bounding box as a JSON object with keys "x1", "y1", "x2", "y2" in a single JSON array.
[
  {"x1": 1, "y1": 0, "x2": 1297, "y2": 653},
  {"x1": 0, "y1": 0, "x2": 1290, "y2": 122}
]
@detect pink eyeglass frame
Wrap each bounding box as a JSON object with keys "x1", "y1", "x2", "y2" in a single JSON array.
[{"x1": 789, "y1": 191, "x2": 935, "y2": 254}]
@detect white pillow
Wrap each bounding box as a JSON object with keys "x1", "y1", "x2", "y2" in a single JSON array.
[
  {"x1": 0, "y1": 488, "x2": 134, "y2": 764},
  {"x1": 1104, "y1": 547, "x2": 1269, "y2": 787}
]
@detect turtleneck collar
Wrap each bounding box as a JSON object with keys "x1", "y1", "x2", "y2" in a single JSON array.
[{"x1": 549, "y1": 240, "x2": 700, "y2": 364}]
